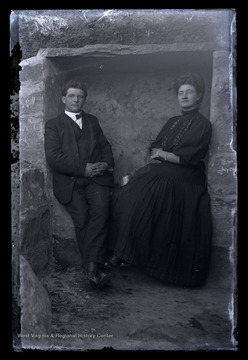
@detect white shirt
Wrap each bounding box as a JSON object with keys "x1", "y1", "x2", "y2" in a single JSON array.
[{"x1": 65, "y1": 110, "x2": 83, "y2": 129}]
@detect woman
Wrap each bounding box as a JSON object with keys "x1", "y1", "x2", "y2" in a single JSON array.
[{"x1": 106, "y1": 72, "x2": 212, "y2": 287}]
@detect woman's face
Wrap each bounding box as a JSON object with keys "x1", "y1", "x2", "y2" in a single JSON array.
[{"x1": 177, "y1": 84, "x2": 201, "y2": 111}]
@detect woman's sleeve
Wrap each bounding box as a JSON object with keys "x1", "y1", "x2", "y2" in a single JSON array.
[
  {"x1": 149, "y1": 122, "x2": 168, "y2": 151},
  {"x1": 173, "y1": 119, "x2": 212, "y2": 166}
]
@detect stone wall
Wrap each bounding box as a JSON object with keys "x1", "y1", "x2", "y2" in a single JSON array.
[
  {"x1": 20, "y1": 169, "x2": 51, "y2": 275},
  {"x1": 11, "y1": 9, "x2": 231, "y2": 60},
  {"x1": 207, "y1": 50, "x2": 237, "y2": 292},
  {"x1": 19, "y1": 56, "x2": 52, "y2": 276},
  {"x1": 20, "y1": 256, "x2": 51, "y2": 349}
]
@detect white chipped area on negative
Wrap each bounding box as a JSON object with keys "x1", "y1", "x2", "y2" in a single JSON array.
[{"x1": 20, "y1": 15, "x2": 69, "y2": 35}]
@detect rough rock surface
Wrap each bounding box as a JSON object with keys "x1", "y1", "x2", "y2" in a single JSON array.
[{"x1": 20, "y1": 256, "x2": 52, "y2": 349}]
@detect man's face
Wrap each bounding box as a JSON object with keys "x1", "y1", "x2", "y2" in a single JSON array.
[{"x1": 62, "y1": 88, "x2": 86, "y2": 113}]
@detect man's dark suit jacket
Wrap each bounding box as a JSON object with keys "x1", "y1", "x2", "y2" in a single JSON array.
[{"x1": 45, "y1": 111, "x2": 115, "y2": 204}]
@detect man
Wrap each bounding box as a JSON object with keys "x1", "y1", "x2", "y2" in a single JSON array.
[{"x1": 45, "y1": 80, "x2": 115, "y2": 288}]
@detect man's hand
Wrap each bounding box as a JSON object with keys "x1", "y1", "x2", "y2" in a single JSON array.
[
  {"x1": 84, "y1": 162, "x2": 109, "y2": 177},
  {"x1": 95, "y1": 162, "x2": 109, "y2": 173}
]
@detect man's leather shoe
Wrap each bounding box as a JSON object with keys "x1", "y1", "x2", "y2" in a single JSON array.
[
  {"x1": 98, "y1": 271, "x2": 111, "y2": 288},
  {"x1": 104, "y1": 255, "x2": 123, "y2": 270},
  {"x1": 85, "y1": 271, "x2": 99, "y2": 286},
  {"x1": 85, "y1": 261, "x2": 99, "y2": 286}
]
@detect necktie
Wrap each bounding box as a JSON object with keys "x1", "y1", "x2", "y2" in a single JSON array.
[{"x1": 76, "y1": 111, "x2": 83, "y2": 119}]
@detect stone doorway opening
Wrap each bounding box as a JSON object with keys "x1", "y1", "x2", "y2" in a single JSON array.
[{"x1": 42, "y1": 45, "x2": 213, "y2": 269}]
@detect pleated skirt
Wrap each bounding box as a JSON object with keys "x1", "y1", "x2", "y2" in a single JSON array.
[{"x1": 109, "y1": 162, "x2": 212, "y2": 287}]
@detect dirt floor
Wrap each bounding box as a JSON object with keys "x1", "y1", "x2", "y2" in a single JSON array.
[{"x1": 40, "y1": 264, "x2": 236, "y2": 352}]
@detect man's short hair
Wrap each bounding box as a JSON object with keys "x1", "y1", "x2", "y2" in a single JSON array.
[{"x1": 61, "y1": 80, "x2": 88, "y2": 98}]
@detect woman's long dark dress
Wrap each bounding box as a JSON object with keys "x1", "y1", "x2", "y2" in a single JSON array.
[{"x1": 109, "y1": 109, "x2": 212, "y2": 287}]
